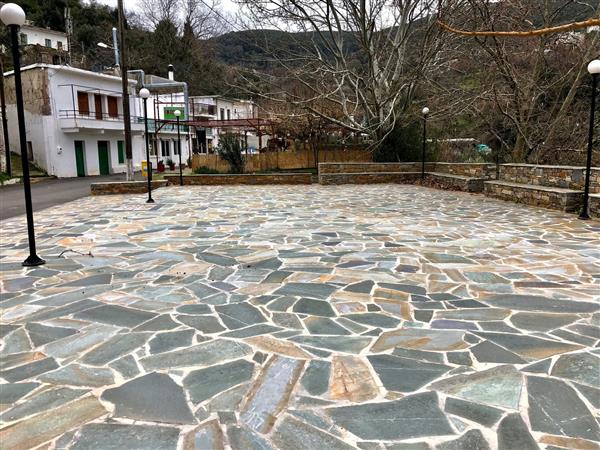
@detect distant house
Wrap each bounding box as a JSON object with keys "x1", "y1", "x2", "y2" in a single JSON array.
[
  {"x1": 2, "y1": 63, "x2": 145, "y2": 177},
  {"x1": 17, "y1": 23, "x2": 69, "y2": 65},
  {"x1": 19, "y1": 23, "x2": 68, "y2": 51},
  {"x1": 139, "y1": 88, "x2": 191, "y2": 167},
  {"x1": 189, "y1": 95, "x2": 261, "y2": 153}
]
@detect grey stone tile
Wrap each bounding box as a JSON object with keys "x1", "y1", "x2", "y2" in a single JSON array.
[
  {"x1": 102, "y1": 372, "x2": 196, "y2": 424},
  {"x1": 327, "y1": 392, "x2": 454, "y2": 440},
  {"x1": 272, "y1": 415, "x2": 354, "y2": 450},
  {"x1": 444, "y1": 397, "x2": 503, "y2": 427},
  {"x1": 527, "y1": 375, "x2": 600, "y2": 440},
  {"x1": 0, "y1": 357, "x2": 59, "y2": 382},
  {"x1": 70, "y1": 423, "x2": 180, "y2": 450},
  {"x1": 184, "y1": 359, "x2": 255, "y2": 404},
  {"x1": 39, "y1": 363, "x2": 115, "y2": 387},
  {"x1": 75, "y1": 304, "x2": 157, "y2": 328},
  {"x1": 497, "y1": 414, "x2": 538, "y2": 450}
]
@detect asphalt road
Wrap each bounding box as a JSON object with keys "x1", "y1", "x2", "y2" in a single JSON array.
[{"x1": 0, "y1": 174, "x2": 128, "y2": 220}]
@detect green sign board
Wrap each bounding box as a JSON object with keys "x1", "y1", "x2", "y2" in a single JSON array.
[{"x1": 164, "y1": 106, "x2": 186, "y2": 120}]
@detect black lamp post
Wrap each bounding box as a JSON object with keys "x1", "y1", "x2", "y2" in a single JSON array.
[
  {"x1": 139, "y1": 88, "x2": 154, "y2": 203},
  {"x1": 579, "y1": 59, "x2": 600, "y2": 220},
  {"x1": 1, "y1": 4, "x2": 44, "y2": 267},
  {"x1": 174, "y1": 109, "x2": 183, "y2": 186},
  {"x1": 421, "y1": 107, "x2": 429, "y2": 179}
]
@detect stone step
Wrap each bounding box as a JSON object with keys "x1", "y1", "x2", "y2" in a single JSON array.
[
  {"x1": 484, "y1": 180, "x2": 583, "y2": 212},
  {"x1": 427, "y1": 173, "x2": 486, "y2": 193}
]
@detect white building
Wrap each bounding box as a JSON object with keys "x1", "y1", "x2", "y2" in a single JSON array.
[
  {"x1": 19, "y1": 24, "x2": 68, "y2": 52},
  {"x1": 141, "y1": 89, "x2": 191, "y2": 167},
  {"x1": 189, "y1": 96, "x2": 261, "y2": 153},
  {"x1": 3, "y1": 63, "x2": 145, "y2": 178}
]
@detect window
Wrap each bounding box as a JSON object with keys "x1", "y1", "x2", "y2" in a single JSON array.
[
  {"x1": 227, "y1": 109, "x2": 231, "y2": 120},
  {"x1": 161, "y1": 140, "x2": 170, "y2": 157},
  {"x1": 19, "y1": 33, "x2": 27, "y2": 45},
  {"x1": 174, "y1": 139, "x2": 180, "y2": 155},
  {"x1": 45, "y1": 38, "x2": 52, "y2": 48},
  {"x1": 57, "y1": 41, "x2": 63, "y2": 50},
  {"x1": 220, "y1": 108, "x2": 225, "y2": 120},
  {"x1": 117, "y1": 141, "x2": 125, "y2": 164},
  {"x1": 107, "y1": 96, "x2": 118, "y2": 118},
  {"x1": 77, "y1": 92, "x2": 90, "y2": 116}
]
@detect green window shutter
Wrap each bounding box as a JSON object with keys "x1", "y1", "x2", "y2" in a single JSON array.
[{"x1": 118, "y1": 141, "x2": 124, "y2": 164}]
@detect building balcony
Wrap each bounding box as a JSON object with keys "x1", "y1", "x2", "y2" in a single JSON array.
[{"x1": 59, "y1": 110, "x2": 145, "y2": 134}]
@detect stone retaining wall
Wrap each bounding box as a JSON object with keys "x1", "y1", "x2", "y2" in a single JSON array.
[
  {"x1": 90, "y1": 180, "x2": 169, "y2": 195},
  {"x1": 484, "y1": 181, "x2": 583, "y2": 212},
  {"x1": 427, "y1": 173, "x2": 485, "y2": 192},
  {"x1": 499, "y1": 164, "x2": 600, "y2": 192},
  {"x1": 165, "y1": 173, "x2": 312, "y2": 185},
  {"x1": 319, "y1": 172, "x2": 421, "y2": 185},
  {"x1": 319, "y1": 162, "x2": 494, "y2": 177},
  {"x1": 434, "y1": 163, "x2": 496, "y2": 179},
  {"x1": 318, "y1": 162, "x2": 428, "y2": 174}
]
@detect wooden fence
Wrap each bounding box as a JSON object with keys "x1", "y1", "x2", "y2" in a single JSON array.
[{"x1": 191, "y1": 147, "x2": 373, "y2": 173}]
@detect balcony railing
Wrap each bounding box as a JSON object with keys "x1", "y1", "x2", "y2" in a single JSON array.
[{"x1": 59, "y1": 110, "x2": 144, "y2": 122}]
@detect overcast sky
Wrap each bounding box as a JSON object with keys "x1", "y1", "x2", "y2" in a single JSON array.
[{"x1": 93, "y1": 0, "x2": 239, "y2": 13}]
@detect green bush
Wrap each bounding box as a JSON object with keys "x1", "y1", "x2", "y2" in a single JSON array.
[
  {"x1": 217, "y1": 133, "x2": 245, "y2": 174},
  {"x1": 373, "y1": 122, "x2": 423, "y2": 162},
  {"x1": 193, "y1": 165, "x2": 220, "y2": 174}
]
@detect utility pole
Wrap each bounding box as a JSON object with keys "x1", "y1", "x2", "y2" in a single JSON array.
[{"x1": 117, "y1": 0, "x2": 133, "y2": 180}]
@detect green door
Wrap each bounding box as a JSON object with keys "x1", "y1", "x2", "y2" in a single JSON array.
[
  {"x1": 97, "y1": 141, "x2": 110, "y2": 175},
  {"x1": 75, "y1": 141, "x2": 85, "y2": 177}
]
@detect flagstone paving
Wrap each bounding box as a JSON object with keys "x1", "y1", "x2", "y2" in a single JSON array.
[{"x1": 1, "y1": 184, "x2": 599, "y2": 450}]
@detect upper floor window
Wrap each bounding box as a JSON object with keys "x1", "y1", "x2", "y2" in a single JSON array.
[
  {"x1": 227, "y1": 109, "x2": 231, "y2": 120},
  {"x1": 57, "y1": 41, "x2": 63, "y2": 50},
  {"x1": 19, "y1": 33, "x2": 27, "y2": 45},
  {"x1": 220, "y1": 108, "x2": 225, "y2": 120},
  {"x1": 45, "y1": 39, "x2": 52, "y2": 48}
]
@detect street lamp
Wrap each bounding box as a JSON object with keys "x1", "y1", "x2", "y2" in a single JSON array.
[
  {"x1": 579, "y1": 59, "x2": 600, "y2": 220},
  {"x1": 421, "y1": 107, "x2": 430, "y2": 179},
  {"x1": 139, "y1": 88, "x2": 154, "y2": 203},
  {"x1": 1, "y1": 3, "x2": 44, "y2": 266},
  {"x1": 174, "y1": 109, "x2": 183, "y2": 186}
]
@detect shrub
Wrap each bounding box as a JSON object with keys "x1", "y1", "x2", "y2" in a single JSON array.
[
  {"x1": 193, "y1": 165, "x2": 220, "y2": 174},
  {"x1": 373, "y1": 122, "x2": 423, "y2": 162},
  {"x1": 217, "y1": 133, "x2": 245, "y2": 173}
]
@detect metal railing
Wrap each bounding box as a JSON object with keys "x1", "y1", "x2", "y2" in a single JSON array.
[{"x1": 59, "y1": 109, "x2": 144, "y2": 123}]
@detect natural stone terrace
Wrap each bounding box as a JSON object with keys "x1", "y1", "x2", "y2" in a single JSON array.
[{"x1": 1, "y1": 184, "x2": 599, "y2": 450}]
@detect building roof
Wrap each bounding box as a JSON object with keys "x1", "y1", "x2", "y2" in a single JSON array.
[
  {"x1": 2, "y1": 63, "x2": 137, "y2": 85},
  {"x1": 21, "y1": 25, "x2": 68, "y2": 37}
]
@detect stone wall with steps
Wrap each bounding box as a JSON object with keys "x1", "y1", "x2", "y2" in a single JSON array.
[
  {"x1": 318, "y1": 162, "x2": 491, "y2": 192},
  {"x1": 499, "y1": 164, "x2": 600, "y2": 193},
  {"x1": 90, "y1": 180, "x2": 169, "y2": 195},
  {"x1": 484, "y1": 181, "x2": 584, "y2": 213}
]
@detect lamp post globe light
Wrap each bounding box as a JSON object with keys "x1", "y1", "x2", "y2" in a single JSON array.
[
  {"x1": 421, "y1": 107, "x2": 430, "y2": 180},
  {"x1": 579, "y1": 59, "x2": 600, "y2": 220},
  {"x1": 1, "y1": 3, "x2": 45, "y2": 266},
  {"x1": 139, "y1": 87, "x2": 154, "y2": 204},
  {"x1": 174, "y1": 109, "x2": 184, "y2": 186}
]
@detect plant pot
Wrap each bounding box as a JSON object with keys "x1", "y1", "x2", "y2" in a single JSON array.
[{"x1": 169, "y1": 164, "x2": 175, "y2": 171}]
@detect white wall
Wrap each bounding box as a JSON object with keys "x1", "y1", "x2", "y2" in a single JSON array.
[
  {"x1": 4, "y1": 65, "x2": 145, "y2": 178},
  {"x1": 21, "y1": 27, "x2": 68, "y2": 51}
]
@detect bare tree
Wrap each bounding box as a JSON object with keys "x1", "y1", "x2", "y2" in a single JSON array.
[
  {"x1": 436, "y1": 0, "x2": 600, "y2": 163},
  {"x1": 139, "y1": 0, "x2": 229, "y2": 38},
  {"x1": 139, "y1": 0, "x2": 181, "y2": 29},
  {"x1": 235, "y1": 0, "x2": 447, "y2": 147}
]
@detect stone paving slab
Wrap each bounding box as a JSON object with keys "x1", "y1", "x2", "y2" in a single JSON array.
[{"x1": 1, "y1": 184, "x2": 599, "y2": 450}]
